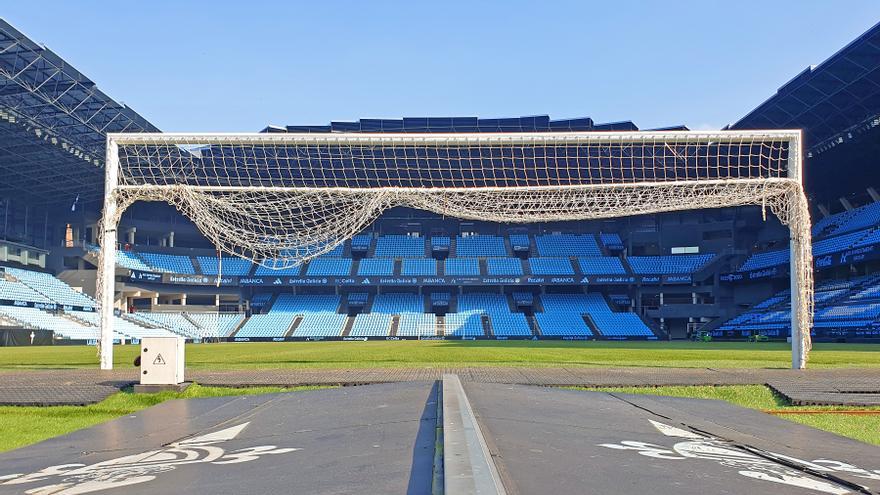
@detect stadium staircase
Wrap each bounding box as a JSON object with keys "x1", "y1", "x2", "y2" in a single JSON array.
[
  {"x1": 340, "y1": 316, "x2": 356, "y2": 337},
  {"x1": 393, "y1": 259, "x2": 402, "y2": 276},
  {"x1": 191, "y1": 256, "x2": 204, "y2": 275},
  {"x1": 283, "y1": 315, "x2": 304, "y2": 338},
  {"x1": 350, "y1": 259, "x2": 361, "y2": 277},
  {"x1": 478, "y1": 258, "x2": 488, "y2": 276},
  {"x1": 582, "y1": 314, "x2": 601, "y2": 336},
  {"x1": 227, "y1": 317, "x2": 247, "y2": 337},
  {"x1": 436, "y1": 315, "x2": 445, "y2": 336},
  {"x1": 481, "y1": 314, "x2": 492, "y2": 336},
  {"x1": 389, "y1": 315, "x2": 400, "y2": 336}
]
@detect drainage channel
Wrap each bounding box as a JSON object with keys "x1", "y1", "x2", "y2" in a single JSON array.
[{"x1": 436, "y1": 373, "x2": 507, "y2": 495}]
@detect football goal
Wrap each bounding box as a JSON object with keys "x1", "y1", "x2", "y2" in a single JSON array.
[{"x1": 97, "y1": 130, "x2": 812, "y2": 368}]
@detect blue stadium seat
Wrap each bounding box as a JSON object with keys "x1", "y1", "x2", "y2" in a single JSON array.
[
  {"x1": 357, "y1": 258, "x2": 394, "y2": 276},
  {"x1": 455, "y1": 235, "x2": 507, "y2": 257},
  {"x1": 197, "y1": 256, "x2": 253, "y2": 276},
  {"x1": 486, "y1": 258, "x2": 524, "y2": 276},
  {"x1": 528, "y1": 258, "x2": 575, "y2": 275},
  {"x1": 401, "y1": 258, "x2": 437, "y2": 276},
  {"x1": 627, "y1": 254, "x2": 714, "y2": 274},
  {"x1": 445, "y1": 258, "x2": 480, "y2": 276},
  {"x1": 139, "y1": 252, "x2": 197, "y2": 274},
  {"x1": 305, "y1": 258, "x2": 352, "y2": 276},
  {"x1": 374, "y1": 235, "x2": 425, "y2": 257},
  {"x1": 535, "y1": 234, "x2": 600, "y2": 256},
  {"x1": 577, "y1": 257, "x2": 626, "y2": 275}
]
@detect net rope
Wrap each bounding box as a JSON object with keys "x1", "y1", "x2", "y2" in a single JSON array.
[{"x1": 97, "y1": 132, "x2": 812, "y2": 362}]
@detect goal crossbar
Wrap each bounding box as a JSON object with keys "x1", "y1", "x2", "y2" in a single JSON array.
[{"x1": 97, "y1": 130, "x2": 812, "y2": 369}]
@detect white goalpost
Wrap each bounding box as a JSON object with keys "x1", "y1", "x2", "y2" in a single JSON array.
[{"x1": 97, "y1": 130, "x2": 812, "y2": 369}]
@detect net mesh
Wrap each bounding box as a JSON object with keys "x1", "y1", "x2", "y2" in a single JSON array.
[{"x1": 98, "y1": 131, "x2": 812, "y2": 363}]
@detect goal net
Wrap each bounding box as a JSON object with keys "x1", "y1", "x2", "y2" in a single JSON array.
[{"x1": 97, "y1": 131, "x2": 812, "y2": 368}]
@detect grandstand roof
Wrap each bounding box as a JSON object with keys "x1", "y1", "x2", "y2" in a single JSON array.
[
  {"x1": 730, "y1": 21, "x2": 880, "y2": 155},
  {"x1": 0, "y1": 19, "x2": 159, "y2": 204},
  {"x1": 263, "y1": 116, "x2": 687, "y2": 134}
]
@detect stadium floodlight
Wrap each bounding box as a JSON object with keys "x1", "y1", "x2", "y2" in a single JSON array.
[{"x1": 98, "y1": 130, "x2": 812, "y2": 369}]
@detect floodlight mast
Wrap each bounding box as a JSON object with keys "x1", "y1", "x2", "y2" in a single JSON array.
[{"x1": 97, "y1": 130, "x2": 811, "y2": 370}]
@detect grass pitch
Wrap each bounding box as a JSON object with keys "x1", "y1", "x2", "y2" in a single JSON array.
[{"x1": 1, "y1": 340, "x2": 879, "y2": 370}]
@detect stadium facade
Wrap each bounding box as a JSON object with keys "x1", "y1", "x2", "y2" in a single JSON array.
[{"x1": 1, "y1": 18, "x2": 879, "y2": 344}]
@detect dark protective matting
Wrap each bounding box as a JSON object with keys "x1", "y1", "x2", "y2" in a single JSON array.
[
  {"x1": 0, "y1": 382, "x2": 438, "y2": 495},
  {"x1": 464, "y1": 383, "x2": 880, "y2": 495},
  {"x1": 769, "y1": 376, "x2": 880, "y2": 406}
]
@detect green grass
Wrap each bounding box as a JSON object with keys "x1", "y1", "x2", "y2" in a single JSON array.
[
  {"x1": 578, "y1": 385, "x2": 880, "y2": 446},
  {"x1": 2, "y1": 341, "x2": 879, "y2": 370},
  {"x1": 0, "y1": 383, "x2": 327, "y2": 453}
]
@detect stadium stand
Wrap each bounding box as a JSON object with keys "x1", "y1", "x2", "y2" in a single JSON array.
[
  {"x1": 486, "y1": 258, "x2": 524, "y2": 276},
  {"x1": 535, "y1": 234, "x2": 601, "y2": 257},
  {"x1": 306, "y1": 258, "x2": 352, "y2": 276},
  {"x1": 529, "y1": 258, "x2": 575, "y2": 275},
  {"x1": 627, "y1": 254, "x2": 714, "y2": 274},
  {"x1": 138, "y1": 253, "x2": 197, "y2": 274},
  {"x1": 445, "y1": 258, "x2": 480, "y2": 276},
  {"x1": 577, "y1": 257, "x2": 627, "y2": 275},
  {"x1": 357, "y1": 259, "x2": 394, "y2": 276},
  {"x1": 401, "y1": 258, "x2": 437, "y2": 276},
  {"x1": 374, "y1": 235, "x2": 425, "y2": 257},
  {"x1": 197, "y1": 256, "x2": 253, "y2": 276},
  {"x1": 455, "y1": 235, "x2": 507, "y2": 257}
]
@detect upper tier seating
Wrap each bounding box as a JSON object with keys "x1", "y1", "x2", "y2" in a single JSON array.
[
  {"x1": 599, "y1": 232, "x2": 624, "y2": 249},
  {"x1": 6, "y1": 267, "x2": 95, "y2": 307},
  {"x1": 445, "y1": 258, "x2": 480, "y2": 276},
  {"x1": 739, "y1": 249, "x2": 789, "y2": 272},
  {"x1": 306, "y1": 258, "x2": 352, "y2": 276},
  {"x1": 577, "y1": 257, "x2": 626, "y2": 275},
  {"x1": 431, "y1": 236, "x2": 451, "y2": 250},
  {"x1": 824, "y1": 201, "x2": 880, "y2": 237},
  {"x1": 357, "y1": 259, "x2": 394, "y2": 276},
  {"x1": 139, "y1": 252, "x2": 197, "y2": 274},
  {"x1": 535, "y1": 234, "x2": 601, "y2": 257},
  {"x1": 374, "y1": 235, "x2": 425, "y2": 257},
  {"x1": 455, "y1": 235, "x2": 507, "y2": 257},
  {"x1": 508, "y1": 234, "x2": 531, "y2": 252},
  {"x1": 351, "y1": 234, "x2": 373, "y2": 251},
  {"x1": 401, "y1": 259, "x2": 437, "y2": 276},
  {"x1": 254, "y1": 261, "x2": 302, "y2": 276},
  {"x1": 627, "y1": 254, "x2": 714, "y2": 274},
  {"x1": 196, "y1": 256, "x2": 253, "y2": 276},
  {"x1": 529, "y1": 258, "x2": 575, "y2": 275},
  {"x1": 486, "y1": 258, "x2": 524, "y2": 276},
  {"x1": 116, "y1": 250, "x2": 154, "y2": 272}
]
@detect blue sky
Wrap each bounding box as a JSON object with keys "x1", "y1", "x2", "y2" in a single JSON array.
[{"x1": 5, "y1": 1, "x2": 880, "y2": 132}]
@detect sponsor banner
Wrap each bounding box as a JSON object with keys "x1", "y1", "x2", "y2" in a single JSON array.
[
  {"x1": 129, "y1": 270, "x2": 164, "y2": 283},
  {"x1": 0, "y1": 300, "x2": 96, "y2": 312},
  {"x1": 720, "y1": 266, "x2": 783, "y2": 283},
  {"x1": 662, "y1": 274, "x2": 692, "y2": 285}
]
